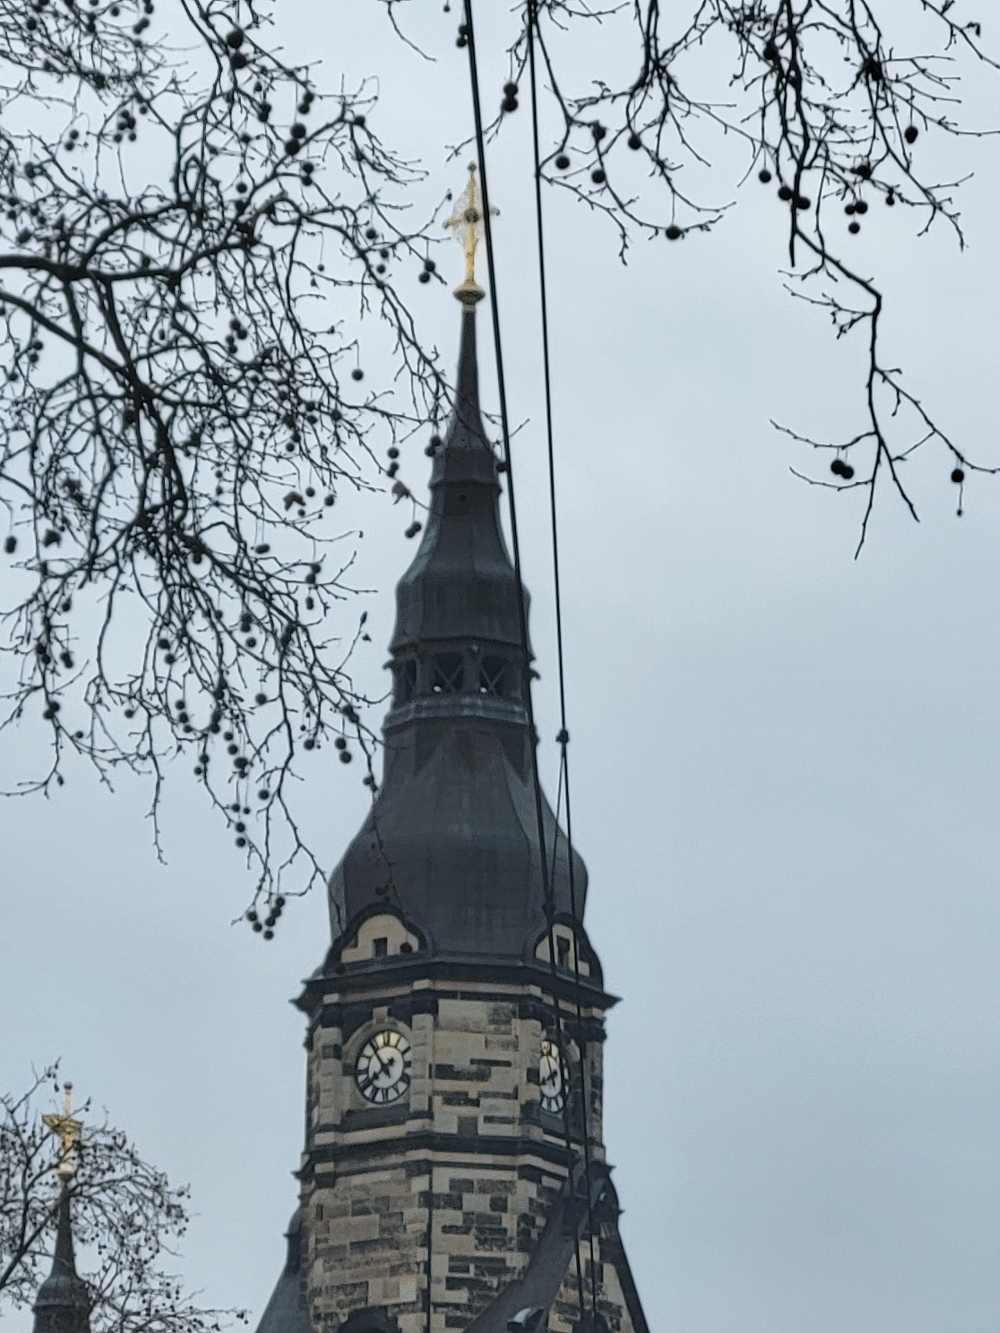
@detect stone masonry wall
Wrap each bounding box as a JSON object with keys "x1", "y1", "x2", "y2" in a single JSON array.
[{"x1": 303, "y1": 977, "x2": 605, "y2": 1333}]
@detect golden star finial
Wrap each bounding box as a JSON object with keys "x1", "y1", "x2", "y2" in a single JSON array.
[
  {"x1": 443, "y1": 162, "x2": 497, "y2": 306},
  {"x1": 43, "y1": 1083, "x2": 83, "y2": 1181}
]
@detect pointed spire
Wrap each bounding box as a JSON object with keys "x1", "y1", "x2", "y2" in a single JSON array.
[
  {"x1": 33, "y1": 1188, "x2": 91, "y2": 1333},
  {"x1": 426, "y1": 302, "x2": 498, "y2": 491},
  {"x1": 325, "y1": 283, "x2": 593, "y2": 967},
  {"x1": 35, "y1": 1084, "x2": 90, "y2": 1333}
]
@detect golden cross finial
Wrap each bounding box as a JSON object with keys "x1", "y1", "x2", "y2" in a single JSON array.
[
  {"x1": 443, "y1": 162, "x2": 497, "y2": 306},
  {"x1": 43, "y1": 1083, "x2": 83, "y2": 1181}
]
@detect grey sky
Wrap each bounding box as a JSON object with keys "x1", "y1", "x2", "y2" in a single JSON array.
[{"x1": 4, "y1": 3, "x2": 1000, "y2": 1332}]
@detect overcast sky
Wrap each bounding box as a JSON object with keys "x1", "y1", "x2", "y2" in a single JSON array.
[{"x1": 4, "y1": 4, "x2": 1000, "y2": 1333}]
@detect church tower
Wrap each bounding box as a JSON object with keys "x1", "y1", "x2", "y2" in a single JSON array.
[{"x1": 258, "y1": 225, "x2": 649, "y2": 1333}]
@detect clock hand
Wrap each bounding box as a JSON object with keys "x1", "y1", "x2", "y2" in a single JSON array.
[{"x1": 373, "y1": 1051, "x2": 394, "y2": 1078}]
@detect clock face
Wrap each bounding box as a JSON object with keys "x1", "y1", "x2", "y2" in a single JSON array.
[
  {"x1": 355, "y1": 1029, "x2": 412, "y2": 1105},
  {"x1": 539, "y1": 1038, "x2": 565, "y2": 1114}
]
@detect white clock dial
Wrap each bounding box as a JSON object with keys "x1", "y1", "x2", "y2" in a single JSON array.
[
  {"x1": 539, "y1": 1038, "x2": 565, "y2": 1114},
  {"x1": 355, "y1": 1029, "x2": 412, "y2": 1105}
]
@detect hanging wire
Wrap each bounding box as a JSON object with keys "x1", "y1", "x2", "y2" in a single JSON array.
[
  {"x1": 526, "y1": 0, "x2": 601, "y2": 1314},
  {"x1": 460, "y1": 0, "x2": 598, "y2": 1323}
]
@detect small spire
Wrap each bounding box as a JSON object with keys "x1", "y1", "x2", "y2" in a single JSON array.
[
  {"x1": 34, "y1": 1083, "x2": 90, "y2": 1333},
  {"x1": 443, "y1": 162, "x2": 496, "y2": 307}
]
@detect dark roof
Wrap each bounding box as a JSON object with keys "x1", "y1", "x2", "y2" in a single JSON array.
[
  {"x1": 326, "y1": 303, "x2": 590, "y2": 966},
  {"x1": 255, "y1": 1210, "x2": 311, "y2": 1333},
  {"x1": 33, "y1": 1189, "x2": 91, "y2": 1333}
]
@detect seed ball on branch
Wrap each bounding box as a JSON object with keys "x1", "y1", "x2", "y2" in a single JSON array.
[
  {"x1": 951, "y1": 467, "x2": 965, "y2": 484},
  {"x1": 405, "y1": 521, "x2": 422, "y2": 538},
  {"x1": 665, "y1": 225, "x2": 682, "y2": 240},
  {"x1": 841, "y1": 464, "x2": 854, "y2": 479},
  {"x1": 290, "y1": 123, "x2": 306, "y2": 139},
  {"x1": 845, "y1": 203, "x2": 856, "y2": 215},
  {"x1": 848, "y1": 220, "x2": 860, "y2": 233},
  {"x1": 339, "y1": 750, "x2": 352, "y2": 763},
  {"x1": 904, "y1": 125, "x2": 918, "y2": 144},
  {"x1": 777, "y1": 184, "x2": 793, "y2": 201},
  {"x1": 794, "y1": 195, "x2": 810, "y2": 210},
  {"x1": 555, "y1": 154, "x2": 570, "y2": 170},
  {"x1": 419, "y1": 271, "x2": 430, "y2": 283},
  {"x1": 351, "y1": 368, "x2": 364, "y2": 380},
  {"x1": 591, "y1": 168, "x2": 606, "y2": 184},
  {"x1": 284, "y1": 138, "x2": 300, "y2": 155},
  {"x1": 230, "y1": 53, "x2": 247, "y2": 69},
  {"x1": 830, "y1": 458, "x2": 846, "y2": 476},
  {"x1": 365, "y1": 226, "x2": 377, "y2": 239},
  {"x1": 758, "y1": 168, "x2": 772, "y2": 183},
  {"x1": 502, "y1": 96, "x2": 518, "y2": 113},
  {"x1": 3, "y1": 537, "x2": 15, "y2": 553},
  {"x1": 335, "y1": 737, "x2": 346, "y2": 750},
  {"x1": 503, "y1": 81, "x2": 518, "y2": 96},
  {"x1": 226, "y1": 27, "x2": 244, "y2": 47},
  {"x1": 628, "y1": 133, "x2": 642, "y2": 150},
  {"x1": 855, "y1": 200, "x2": 868, "y2": 214}
]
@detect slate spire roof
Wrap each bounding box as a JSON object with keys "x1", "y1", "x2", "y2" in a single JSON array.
[
  {"x1": 254, "y1": 1210, "x2": 311, "y2": 1333},
  {"x1": 326, "y1": 299, "x2": 591, "y2": 967},
  {"x1": 32, "y1": 1188, "x2": 91, "y2": 1333}
]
